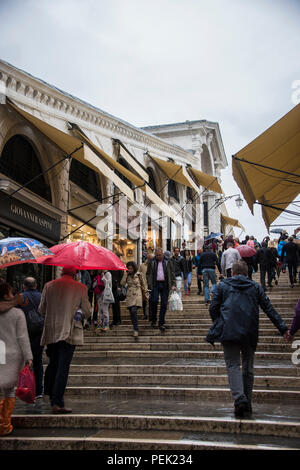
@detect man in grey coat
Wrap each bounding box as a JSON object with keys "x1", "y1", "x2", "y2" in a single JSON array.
[{"x1": 39, "y1": 266, "x2": 91, "y2": 413}]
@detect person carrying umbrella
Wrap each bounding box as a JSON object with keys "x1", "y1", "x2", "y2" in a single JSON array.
[{"x1": 38, "y1": 266, "x2": 91, "y2": 414}]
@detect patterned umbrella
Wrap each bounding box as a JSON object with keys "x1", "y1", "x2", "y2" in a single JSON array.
[
  {"x1": 0, "y1": 237, "x2": 54, "y2": 268},
  {"x1": 205, "y1": 232, "x2": 223, "y2": 241}
]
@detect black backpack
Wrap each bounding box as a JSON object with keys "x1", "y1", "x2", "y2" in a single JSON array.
[{"x1": 25, "y1": 291, "x2": 44, "y2": 337}]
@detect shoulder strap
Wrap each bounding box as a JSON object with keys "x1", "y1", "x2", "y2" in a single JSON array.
[{"x1": 26, "y1": 291, "x2": 40, "y2": 311}]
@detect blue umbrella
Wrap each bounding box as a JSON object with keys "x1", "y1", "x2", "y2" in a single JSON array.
[
  {"x1": 270, "y1": 228, "x2": 284, "y2": 234},
  {"x1": 205, "y1": 232, "x2": 223, "y2": 241},
  {"x1": 0, "y1": 237, "x2": 54, "y2": 268}
]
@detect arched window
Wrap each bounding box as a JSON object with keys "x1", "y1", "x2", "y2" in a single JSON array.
[
  {"x1": 0, "y1": 135, "x2": 51, "y2": 202},
  {"x1": 168, "y1": 180, "x2": 179, "y2": 203},
  {"x1": 70, "y1": 159, "x2": 102, "y2": 200},
  {"x1": 147, "y1": 167, "x2": 157, "y2": 193}
]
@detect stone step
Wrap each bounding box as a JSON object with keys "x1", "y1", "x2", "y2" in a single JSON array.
[
  {"x1": 0, "y1": 433, "x2": 296, "y2": 450},
  {"x1": 84, "y1": 329, "x2": 292, "y2": 338},
  {"x1": 66, "y1": 373, "x2": 300, "y2": 388},
  {"x1": 72, "y1": 350, "x2": 292, "y2": 360},
  {"x1": 9, "y1": 413, "x2": 300, "y2": 438},
  {"x1": 63, "y1": 385, "x2": 300, "y2": 402},
  {"x1": 116, "y1": 312, "x2": 295, "y2": 319},
  {"x1": 76, "y1": 342, "x2": 292, "y2": 352},
  {"x1": 68, "y1": 364, "x2": 300, "y2": 377},
  {"x1": 84, "y1": 335, "x2": 290, "y2": 344},
  {"x1": 0, "y1": 413, "x2": 298, "y2": 450}
]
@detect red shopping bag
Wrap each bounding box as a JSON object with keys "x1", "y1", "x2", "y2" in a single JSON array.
[{"x1": 16, "y1": 365, "x2": 36, "y2": 404}]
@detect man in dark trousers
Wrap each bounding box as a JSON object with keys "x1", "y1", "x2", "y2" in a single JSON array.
[
  {"x1": 206, "y1": 260, "x2": 288, "y2": 418},
  {"x1": 281, "y1": 237, "x2": 299, "y2": 287},
  {"x1": 110, "y1": 269, "x2": 124, "y2": 326},
  {"x1": 146, "y1": 248, "x2": 176, "y2": 332},
  {"x1": 199, "y1": 246, "x2": 222, "y2": 305},
  {"x1": 255, "y1": 242, "x2": 276, "y2": 291}
]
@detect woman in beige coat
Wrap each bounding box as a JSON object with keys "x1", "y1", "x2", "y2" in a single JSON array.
[
  {"x1": 120, "y1": 261, "x2": 145, "y2": 337},
  {"x1": 0, "y1": 283, "x2": 33, "y2": 436}
]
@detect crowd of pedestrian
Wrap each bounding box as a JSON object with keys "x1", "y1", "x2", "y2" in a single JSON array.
[{"x1": 0, "y1": 230, "x2": 300, "y2": 431}]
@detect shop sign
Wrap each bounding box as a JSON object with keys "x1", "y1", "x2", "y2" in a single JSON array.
[{"x1": 0, "y1": 192, "x2": 61, "y2": 241}]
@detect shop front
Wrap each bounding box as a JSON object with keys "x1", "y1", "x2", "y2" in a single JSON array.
[
  {"x1": 66, "y1": 214, "x2": 106, "y2": 246},
  {"x1": 0, "y1": 191, "x2": 61, "y2": 291}
]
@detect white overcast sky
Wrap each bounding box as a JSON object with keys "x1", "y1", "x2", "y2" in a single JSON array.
[{"x1": 0, "y1": 0, "x2": 299, "y2": 241}]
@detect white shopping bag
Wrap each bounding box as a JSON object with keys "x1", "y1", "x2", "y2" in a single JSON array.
[{"x1": 169, "y1": 291, "x2": 183, "y2": 311}]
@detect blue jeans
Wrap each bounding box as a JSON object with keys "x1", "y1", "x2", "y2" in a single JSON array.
[
  {"x1": 183, "y1": 272, "x2": 193, "y2": 294},
  {"x1": 203, "y1": 268, "x2": 217, "y2": 302},
  {"x1": 44, "y1": 341, "x2": 75, "y2": 408},
  {"x1": 150, "y1": 281, "x2": 169, "y2": 326}
]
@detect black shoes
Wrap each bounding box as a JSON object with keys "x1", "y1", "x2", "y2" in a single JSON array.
[
  {"x1": 234, "y1": 401, "x2": 252, "y2": 418},
  {"x1": 159, "y1": 325, "x2": 166, "y2": 333}
]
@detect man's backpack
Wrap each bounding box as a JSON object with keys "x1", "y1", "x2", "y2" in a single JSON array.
[{"x1": 25, "y1": 291, "x2": 44, "y2": 337}]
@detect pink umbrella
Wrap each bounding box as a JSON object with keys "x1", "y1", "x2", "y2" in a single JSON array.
[
  {"x1": 236, "y1": 244, "x2": 256, "y2": 258},
  {"x1": 37, "y1": 241, "x2": 127, "y2": 270}
]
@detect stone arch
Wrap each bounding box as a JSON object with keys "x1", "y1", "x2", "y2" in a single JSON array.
[
  {"x1": 0, "y1": 110, "x2": 62, "y2": 206},
  {"x1": 0, "y1": 133, "x2": 52, "y2": 202}
]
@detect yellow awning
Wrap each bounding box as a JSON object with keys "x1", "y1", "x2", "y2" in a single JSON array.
[
  {"x1": 119, "y1": 144, "x2": 149, "y2": 183},
  {"x1": 8, "y1": 100, "x2": 135, "y2": 203},
  {"x1": 73, "y1": 128, "x2": 146, "y2": 189},
  {"x1": 188, "y1": 167, "x2": 223, "y2": 194},
  {"x1": 221, "y1": 214, "x2": 245, "y2": 232},
  {"x1": 149, "y1": 155, "x2": 200, "y2": 194},
  {"x1": 232, "y1": 103, "x2": 300, "y2": 228},
  {"x1": 144, "y1": 184, "x2": 176, "y2": 221}
]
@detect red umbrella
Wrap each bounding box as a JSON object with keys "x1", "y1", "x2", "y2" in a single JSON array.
[
  {"x1": 236, "y1": 244, "x2": 256, "y2": 258},
  {"x1": 37, "y1": 241, "x2": 127, "y2": 270}
]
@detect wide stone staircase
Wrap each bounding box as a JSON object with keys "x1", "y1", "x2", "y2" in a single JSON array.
[{"x1": 1, "y1": 273, "x2": 300, "y2": 450}]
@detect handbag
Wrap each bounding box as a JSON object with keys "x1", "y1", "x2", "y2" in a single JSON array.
[
  {"x1": 169, "y1": 291, "x2": 183, "y2": 311},
  {"x1": 117, "y1": 285, "x2": 127, "y2": 301},
  {"x1": 25, "y1": 291, "x2": 44, "y2": 337},
  {"x1": 103, "y1": 283, "x2": 115, "y2": 303},
  {"x1": 16, "y1": 364, "x2": 36, "y2": 404}
]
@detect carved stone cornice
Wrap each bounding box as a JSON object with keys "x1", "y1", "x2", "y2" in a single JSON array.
[{"x1": 0, "y1": 60, "x2": 196, "y2": 164}]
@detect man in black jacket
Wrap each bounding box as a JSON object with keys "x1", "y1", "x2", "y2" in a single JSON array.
[
  {"x1": 146, "y1": 248, "x2": 176, "y2": 332},
  {"x1": 206, "y1": 260, "x2": 288, "y2": 418},
  {"x1": 281, "y1": 237, "x2": 299, "y2": 287},
  {"x1": 255, "y1": 242, "x2": 276, "y2": 291},
  {"x1": 199, "y1": 246, "x2": 222, "y2": 305}
]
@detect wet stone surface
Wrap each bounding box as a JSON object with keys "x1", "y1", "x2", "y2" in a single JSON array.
[{"x1": 12, "y1": 396, "x2": 300, "y2": 423}]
